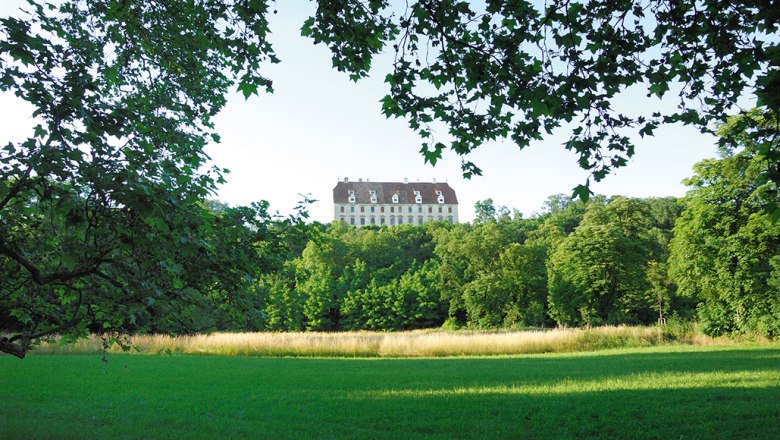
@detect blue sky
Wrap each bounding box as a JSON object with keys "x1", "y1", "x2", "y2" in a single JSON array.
[{"x1": 0, "y1": 1, "x2": 722, "y2": 222}]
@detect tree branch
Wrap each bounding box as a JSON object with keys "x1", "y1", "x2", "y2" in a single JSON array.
[
  {"x1": 1, "y1": 289, "x2": 85, "y2": 358},
  {"x1": 0, "y1": 242, "x2": 98, "y2": 285}
]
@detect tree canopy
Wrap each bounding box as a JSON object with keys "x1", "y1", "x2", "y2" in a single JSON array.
[
  {"x1": 0, "y1": 0, "x2": 302, "y2": 357},
  {"x1": 2, "y1": 1, "x2": 779, "y2": 356},
  {"x1": 305, "y1": 0, "x2": 779, "y2": 195},
  {"x1": 669, "y1": 111, "x2": 780, "y2": 336}
]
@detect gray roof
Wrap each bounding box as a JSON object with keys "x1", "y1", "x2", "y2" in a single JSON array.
[{"x1": 333, "y1": 181, "x2": 458, "y2": 204}]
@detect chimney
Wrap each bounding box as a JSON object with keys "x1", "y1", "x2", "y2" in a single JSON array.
[
  {"x1": 344, "y1": 177, "x2": 349, "y2": 183},
  {"x1": 432, "y1": 178, "x2": 437, "y2": 183},
  {"x1": 359, "y1": 178, "x2": 362, "y2": 182},
  {"x1": 403, "y1": 177, "x2": 409, "y2": 184}
]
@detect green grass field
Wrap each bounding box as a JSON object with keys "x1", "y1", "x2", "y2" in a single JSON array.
[{"x1": 1, "y1": 344, "x2": 779, "y2": 439}]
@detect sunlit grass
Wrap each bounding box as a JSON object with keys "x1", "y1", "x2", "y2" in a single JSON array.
[
  {"x1": 32, "y1": 325, "x2": 720, "y2": 357},
  {"x1": 366, "y1": 370, "x2": 780, "y2": 398},
  {"x1": 1, "y1": 344, "x2": 778, "y2": 439}
]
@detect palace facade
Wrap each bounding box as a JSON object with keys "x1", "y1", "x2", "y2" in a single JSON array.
[{"x1": 333, "y1": 178, "x2": 459, "y2": 227}]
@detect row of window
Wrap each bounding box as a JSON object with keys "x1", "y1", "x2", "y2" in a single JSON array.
[
  {"x1": 339, "y1": 215, "x2": 455, "y2": 226},
  {"x1": 340, "y1": 205, "x2": 454, "y2": 214},
  {"x1": 346, "y1": 189, "x2": 445, "y2": 204}
]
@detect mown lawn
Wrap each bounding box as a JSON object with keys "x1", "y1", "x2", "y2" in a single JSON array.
[{"x1": 1, "y1": 344, "x2": 778, "y2": 439}]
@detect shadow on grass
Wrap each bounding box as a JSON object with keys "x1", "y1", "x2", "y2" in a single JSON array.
[
  {"x1": 321, "y1": 347, "x2": 780, "y2": 439},
  {"x1": 1, "y1": 346, "x2": 778, "y2": 439}
]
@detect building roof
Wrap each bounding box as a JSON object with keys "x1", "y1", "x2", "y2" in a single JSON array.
[{"x1": 333, "y1": 180, "x2": 458, "y2": 204}]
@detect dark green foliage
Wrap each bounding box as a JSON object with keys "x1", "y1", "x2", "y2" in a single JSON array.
[
  {"x1": 252, "y1": 189, "x2": 750, "y2": 333},
  {"x1": 669, "y1": 111, "x2": 780, "y2": 337},
  {"x1": 0, "y1": 0, "x2": 302, "y2": 357},
  {"x1": 265, "y1": 224, "x2": 445, "y2": 331},
  {"x1": 547, "y1": 198, "x2": 663, "y2": 326},
  {"x1": 2, "y1": 1, "x2": 777, "y2": 355},
  {"x1": 305, "y1": 0, "x2": 780, "y2": 197}
]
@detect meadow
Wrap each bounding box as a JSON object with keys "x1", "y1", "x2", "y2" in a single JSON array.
[
  {"x1": 32, "y1": 325, "x2": 705, "y2": 358},
  {"x1": 1, "y1": 342, "x2": 779, "y2": 439}
]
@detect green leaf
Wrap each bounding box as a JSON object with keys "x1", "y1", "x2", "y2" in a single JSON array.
[
  {"x1": 237, "y1": 82, "x2": 258, "y2": 99},
  {"x1": 572, "y1": 183, "x2": 591, "y2": 203},
  {"x1": 300, "y1": 17, "x2": 315, "y2": 37}
]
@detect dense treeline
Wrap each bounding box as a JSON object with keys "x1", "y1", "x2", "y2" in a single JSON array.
[
  {"x1": 2, "y1": 114, "x2": 777, "y2": 347},
  {"x1": 255, "y1": 195, "x2": 685, "y2": 332},
  {"x1": 252, "y1": 165, "x2": 777, "y2": 337},
  {"x1": 246, "y1": 113, "x2": 779, "y2": 337}
]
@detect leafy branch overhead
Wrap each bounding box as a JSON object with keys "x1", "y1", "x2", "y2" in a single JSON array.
[
  {"x1": 0, "y1": 0, "x2": 297, "y2": 358},
  {"x1": 1, "y1": 0, "x2": 778, "y2": 358},
  {"x1": 303, "y1": 0, "x2": 780, "y2": 194}
]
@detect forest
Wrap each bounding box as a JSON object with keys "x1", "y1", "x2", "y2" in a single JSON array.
[
  {"x1": 2, "y1": 1, "x2": 778, "y2": 358},
  {"x1": 2, "y1": 111, "x2": 778, "y2": 357},
  {"x1": 252, "y1": 134, "x2": 779, "y2": 337},
  {"x1": 192, "y1": 113, "x2": 776, "y2": 338}
]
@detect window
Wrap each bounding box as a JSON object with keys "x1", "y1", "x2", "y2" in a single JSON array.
[
  {"x1": 370, "y1": 190, "x2": 377, "y2": 203},
  {"x1": 350, "y1": 206, "x2": 355, "y2": 213},
  {"x1": 398, "y1": 217, "x2": 403, "y2": 225},
  {"x1": 390, "y1": 206, "x2": 394, "y2": 213},
  {"x1": 370, "y1": 217, "x2": 376, "y2": 225},
  {"x1": 392, "y1": 194, "x2": 399, "y2": 203},
  {"x1": 438, "y1": 215, "x2": 443, "y2": 221},
  {"x1": 380, "y1": 206, "x2": 385, "y2": 213},
  {"x1": 370, "y1": 206, "x2": 375, "y2": 213},
  {"x1": 448, "y1": 207, "x2": 452, "y2": 213},
  {"x1": 438, "y1": 207, "x2": 442, "y2": 213},
  {"x1": 418, "y1": 215, "x2": 423, "y2": 224},
  {"x1": 380, "y1": 217, "x2": 385, "y2": 225},
  {"x1": 350, "y1": 217, "x2": 355, "y2": 225},
  {"x1": 436, "y1": 190, "x2": 444, "y2": 204},
  {"x1": 390, "y1": 216, "x2": 395, "y2": 225},
  {"x1": 340, "y1": 206, "x2": 345, "y2": 213},
  {"x1": 414, "y1": 190, "x2": 422, "y2": 203},
  {"x1": 360, "y1": 206, "x2": 365, "y2": 213},
  {"x1": 348, "y1": 189, "x2": 355, "y2": 203},
  {"x1": 407, "y1": 206, "x2": 412, "y2": 213},
  {"x1": 408, "y1": 216, "x2": 413, "y2": 224},
  {"x1": 360, "y1": 217, "x2": 365, "y2": 225},
  {"x1": 340, "y1": 216, "x2": 345, "y2": 222},
  {"x1": 428, "y1": 207, "x2": 432, "y2": 213},
  {"x1": 448, "y1": 216, "x2": 453, "y2": 223},
  {"x1": 418, "y1": 206, "x2": 422, "y2": 213}
]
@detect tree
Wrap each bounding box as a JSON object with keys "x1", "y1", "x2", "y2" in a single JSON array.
[
  {"x1": 4, "y1": 1, "x2": 778, "y2": 355},
  {"x1": 669, "y1": 111, "x2": 780, "y2": 336},
  {"x1": 0, "y1": 0, "x2": 292, "y2": 357},
  {"x1": 305, "y1": 0, "x2": 779, "y2": 194},
  {"x1": 474, "y1": 198, "x2": 497, "y2": 223},
  {"x1": 463, "y1": 242, "x2": 547, "y2": 328},
  {"x1": 547, "y1": 198, "x2": 660, "y2": 325}
]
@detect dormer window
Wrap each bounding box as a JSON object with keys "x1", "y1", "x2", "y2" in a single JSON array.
[
  {"x1": 348, "y1": 189, "x2": 355, "y2": 203},
  {"x1": 369, "y1": 190, "x2": 377, "y2": 204},
  {"x1": 414, "y1": 190, "x2": 422, "y2": 204},
  {"x1": 392, "y1": 194, "x2": 399, "y2": 204},
  {"x1": 436, "y1": 189, "x2": 444, "y2": 204}
]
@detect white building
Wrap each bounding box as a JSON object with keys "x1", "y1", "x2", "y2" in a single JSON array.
[{"x1": 333, "y1": 178, "x2": 459, "y2": 226}]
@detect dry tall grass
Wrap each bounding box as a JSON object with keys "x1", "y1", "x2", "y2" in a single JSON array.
[{"x1": 31, "y1": 325, "x2": 713, "y2": 358}]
